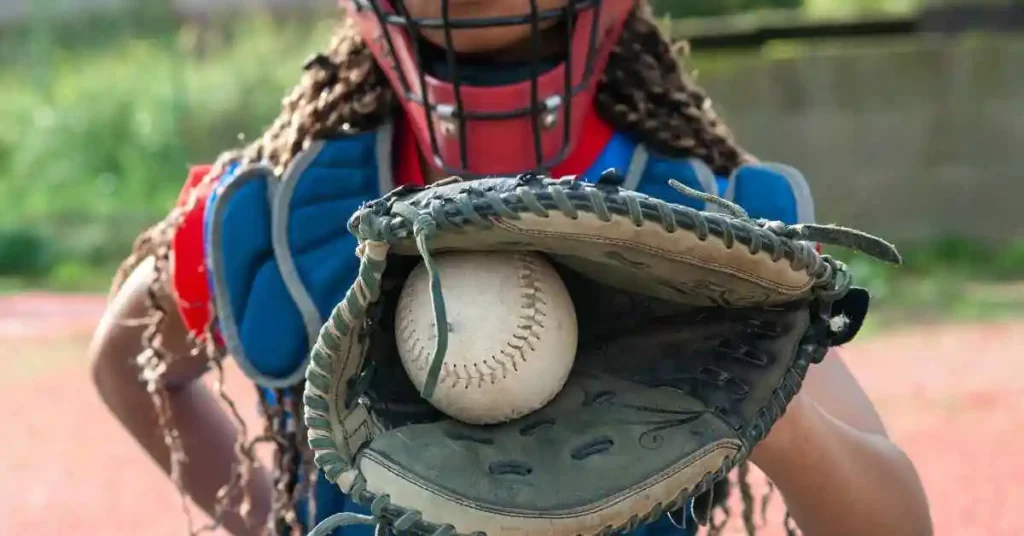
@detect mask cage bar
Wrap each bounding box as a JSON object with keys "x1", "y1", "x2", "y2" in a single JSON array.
[{"x1": 354, "y1": 0, "x2": 606, "y2": 176}]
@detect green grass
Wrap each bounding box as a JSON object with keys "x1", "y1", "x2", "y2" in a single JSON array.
[
  {"x1": 856, "y1": 274, "x2": 1024, "y2": 337},
  {"x1": 828, "y1": 241, "x2": 1024, "y2": 334}
]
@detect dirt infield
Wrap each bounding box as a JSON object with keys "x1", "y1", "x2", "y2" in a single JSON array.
[{"x1": 1, "y1": 293, "x2": 1021, "y2": 535}]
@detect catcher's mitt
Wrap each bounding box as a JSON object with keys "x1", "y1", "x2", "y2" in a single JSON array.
[{"x1": 302, "y1": 171, "x2": 900, "y2": 536}]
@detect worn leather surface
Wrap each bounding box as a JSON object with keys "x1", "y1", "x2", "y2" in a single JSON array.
[{"x1": 353, "y1": 265, "x2": 817, "y2": 532}]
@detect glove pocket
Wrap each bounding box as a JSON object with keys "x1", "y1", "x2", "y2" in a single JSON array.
[{"x1": 353, "y1": 371, "x2": 742, "y2": 536}]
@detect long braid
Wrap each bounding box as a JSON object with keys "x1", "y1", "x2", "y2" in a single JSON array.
[
  {"x1": 595, "y1": 2, "x2": 754, "y2": 176},
  {"x1": 269, "y1": 385, "x2": 309, "y2": 536},
  {"x1": 237, "y1": 19, "x2": 394, "y2": 174},
  {"x1": 118, "y1": 3, "x2": 776, "y2": 534},
  {"x1": 737, "y1": 462, "x2": 759, "y2": 535}
]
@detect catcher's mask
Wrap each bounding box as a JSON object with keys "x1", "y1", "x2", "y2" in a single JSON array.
[{"x1": 344, "y1": 0, "x2": 636, "y2": 178}]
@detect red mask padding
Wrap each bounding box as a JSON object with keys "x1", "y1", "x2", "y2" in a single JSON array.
[{"x1": 344, "y1": 0, "x2": 636, "y2": 177}]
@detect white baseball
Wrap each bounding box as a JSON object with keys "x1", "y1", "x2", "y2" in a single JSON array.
[{"x1": 394, "y1": 251, "x2": 578, "y2": 425}]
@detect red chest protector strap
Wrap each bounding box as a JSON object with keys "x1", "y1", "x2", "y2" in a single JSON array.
[{"x1": 171, "y1": 164, "x2": 218, "y2": 341}]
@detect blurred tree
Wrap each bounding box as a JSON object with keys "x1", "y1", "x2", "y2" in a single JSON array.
[{"x1": 649, "y1": 0, "x2": 804, "y2": 18}]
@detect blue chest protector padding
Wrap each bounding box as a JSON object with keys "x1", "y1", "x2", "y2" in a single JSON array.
[
  {"x1": 205, "y1": 163, "x2": 301, "y2": 385},
  {"x1": 205, "y1": 128, "x2": 389, "y2": 387},
  {"x1": 203, "y1": 125, "x2": 815, "y2": 535}
]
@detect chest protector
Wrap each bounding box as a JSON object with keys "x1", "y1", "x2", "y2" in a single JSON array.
[{"x1": 203, "y1": 122, "x2": 815, "y2": 388}]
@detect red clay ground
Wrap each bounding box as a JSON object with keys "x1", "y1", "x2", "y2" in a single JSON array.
[{"x1": 1, "y1": 293, "x2": 1020, "y2": 535}]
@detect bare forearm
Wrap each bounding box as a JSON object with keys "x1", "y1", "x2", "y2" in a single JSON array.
[
  {"x1": 751, "y1": 396, "x2": 932, "y2": 536},
  {"x1": 93, "y1": 362, "x2": 272, "y2": 535},
  {"x1": 91, "y1": 257, "x2": 273, "y2": 535}
]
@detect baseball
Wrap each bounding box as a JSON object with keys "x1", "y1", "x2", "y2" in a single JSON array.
[{"x1": 394, "y1": 251, "x2": 578, "y2": 425}]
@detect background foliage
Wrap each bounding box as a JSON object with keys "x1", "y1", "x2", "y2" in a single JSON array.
[{"x1": 0, "y1": 10, "x2": 334, "y2": 288}]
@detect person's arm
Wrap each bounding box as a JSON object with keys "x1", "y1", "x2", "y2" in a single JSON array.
[
  {"x1": 89, "y1": 256, "x2": 272, "y2": 536},
  {"x1": 749, "y1": 349, "x2": 933, "y2": 536}
]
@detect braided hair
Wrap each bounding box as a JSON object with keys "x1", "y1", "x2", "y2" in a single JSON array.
[{"x1": 114, "y1": 2, "x2": 779, "y2": 535}]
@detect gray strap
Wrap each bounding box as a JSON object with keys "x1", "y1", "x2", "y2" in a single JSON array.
[
  {"x1": 272, "y1": 140, "x2": 329, "y2": 362},
  {"x1": 376, "y1": 120, "x2": 396, "y2": 194},
  {"x1": 721, "y1": 162, "x2": 818, "y2": 224},
  {"x1": 271, "y1": 121, "x2": 396, "y2": 365},
  {"x1": 761, "y1": 162, "x2": 817, "y2": 224},
  {"x1": 621, "y1": 144, "x2": 650, "y2": 191},
  {"x1": 685, "y1": 158, "x2": 721, "y2": 201}
]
